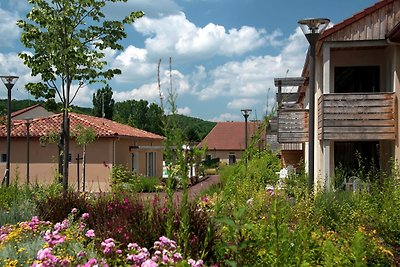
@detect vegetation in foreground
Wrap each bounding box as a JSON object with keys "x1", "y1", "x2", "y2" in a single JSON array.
[{"x1": 1, "y1": 148, "x2": 400, "y2": 266}]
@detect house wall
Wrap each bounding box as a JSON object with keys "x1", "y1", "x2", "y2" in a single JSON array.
[
  {"x1": 114, "y1": 138, "x2": 163, "y2": 178},
  {"x1": 312, "y1": 43, "x2": 399, "y2": 190},
  {"x1": 0, "y1": 137, "x2": 163, "y2": 192},
  {"x1": 12, "y1": 106, "x2": 54, "y2": 120},
  {"x1": 206, "y1": 149, "x2": 243, "y2": 165}
]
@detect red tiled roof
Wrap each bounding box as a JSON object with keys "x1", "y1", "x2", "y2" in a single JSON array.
[
  {"x1": 198, "y1": 121, "x2": 262, "y2": 151},
  {"x1": 321, "y1": 0, "x2": 394, "y2": 40},
  {"x1": 0, "y1": 112, "x2": 164, "y2": 140},
  {"x1": 11, "y1": 104, "x2": 42, "y2": 118}
]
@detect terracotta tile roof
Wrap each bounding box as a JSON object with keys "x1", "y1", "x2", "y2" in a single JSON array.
[
  {"x1": 11, "y1": 104, "x2": 42, "y2": 118},
  {"x1": 197, "y1": 121, "x2": 263, "y2": 151},
  {"x1": 321, "y1": 0, "x2": 394, "y2": 40},
  {"x1": 0, "y1": 112, "x2": 164, "y2": 140}
]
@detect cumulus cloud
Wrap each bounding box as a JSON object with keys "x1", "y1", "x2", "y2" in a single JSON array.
[
  {"x1": 209, "y1": 112, "x2": 241, "y2": 122},
  {"x1": 177, "y1": 106, "x2": 191, "y2": 115},
  {"x1": 0, "y1": 8, "x2": 20, "y2": 47},
  {"x1": 113, "y1": 82, "x2": 160, "y2": 103},
  {"x1": 133, "y1": 12, "x2": 276, "y2": 60},
  {"x1": 0, "y1": 52, "x2": 39, "y2": 99},
  {"x1": 191, "y1": 28, "x2": 308, "y2": 102},
  {"x1": 111, "y1": 45, "x2": 155, "y2": 83},
  {"x1": 227, "y1": 98, "x2": 260, "y2": 110}
]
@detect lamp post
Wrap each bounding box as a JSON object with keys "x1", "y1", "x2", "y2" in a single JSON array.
[
  {"x1": 241, "y1": 109, "x2": 252, "y2": 168},
  {"x1": 25, "y1": 118, "x2": 32, "y2": 185},
  {"x1": 0, "y1": 75, "x2": 18, "y2": 187},
  {"x1": 298, "y1": 18, "x2": 329, "y2": 191}
]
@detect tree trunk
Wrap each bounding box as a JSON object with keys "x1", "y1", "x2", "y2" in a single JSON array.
[
  {"x1": 62, "y1": 80, "x2": 71, "y2": 192},
  {"x1": 82, "y1": 145, "x2": 86, "y2": 192},
  {"x1": 62, "y1": 112, "x2": 69, "y2": 192}
]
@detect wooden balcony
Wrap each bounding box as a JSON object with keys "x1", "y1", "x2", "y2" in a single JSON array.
[
  {"x1": 318, "y1": 92, "x2": 396, "y2": 141},
  {"x1": 278, "y1": 107, "x2": 309, "y2": 143}
]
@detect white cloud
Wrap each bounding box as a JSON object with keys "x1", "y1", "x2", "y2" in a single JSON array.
[
  {"x1": 0, "y1": 52, "x2": 40, "y2": 99},
  {"x1": 133, "y1": 12, "x2": 274, "y2": 60},
  {"x1": 177, "y1": 106, "x2": 191, "y2": 115},
  {"x1": 209, "y1": 113, "x2": 241, "y2": 122},
  {"x1": 0, "y1": 8, "x2": 20, "y2": 47},
  {"x1": 111, "y1": 45, "x2": 155, "y2": 83},
  {"x1": 227, "y1": 98, "x2": 260, "y2": 110},
  {"x1": 192, "y1": 28, "x2": 308, "y2": 102},
  {"x1": 113, "y1": 82, "x2": 160, "y2": 103},
  {"x1": 70, "y1": 84, "x2": 94, "y2": 107}
]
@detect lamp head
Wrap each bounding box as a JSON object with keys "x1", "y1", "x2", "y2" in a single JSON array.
[
  {"x1": 241, "y1": 109, "x2": 252, "y2": 118},
  {"x1": 0, "y1": 76, "x2": 19, "y2": 86},
  {"x1": 298, "y1": 18, "x2": 330, "y2": 34}
]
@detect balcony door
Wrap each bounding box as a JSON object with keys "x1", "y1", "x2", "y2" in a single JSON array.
[{"x1": 334, "y1": 66, "x2": 380, "y2": 93}]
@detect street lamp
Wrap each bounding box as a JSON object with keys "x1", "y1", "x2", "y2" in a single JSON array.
[
  {"x1": 298, "y1": 18, "x2": 329, "y2": 191},
  {"x1": 241, "y1": 108, "x2": 252, "y2": 168},
  {"x1": 0, "y1": 75, "x2": 18, "y2": 187},
  {"x1": 25, "y1": 118, "x2": 32, "y2": 185}
]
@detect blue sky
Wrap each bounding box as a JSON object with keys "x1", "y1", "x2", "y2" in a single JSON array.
[{"x1": 0, "y1": 0, "x2": 377, "y2": 121}]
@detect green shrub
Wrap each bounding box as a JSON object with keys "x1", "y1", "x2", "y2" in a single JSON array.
[{"x1": 135, "y1": 176, "x2": 161, "y2": 192}]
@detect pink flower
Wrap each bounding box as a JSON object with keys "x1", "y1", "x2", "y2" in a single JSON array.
[
  {"x1": 81, "y1": 213, "x2": 90, "y2": 220},
  {"x1": 85, "y1": 229, "x2": 95, "y2": 238},
  {"x1": 71, "y1": 208, "x2": 78, "y2": 214},
  {"x1": 141, "y1": 259, "x2": 158, "y2": 267}
]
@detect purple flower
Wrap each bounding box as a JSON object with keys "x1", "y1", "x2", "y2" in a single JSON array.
[
  {"x1": 141, "y1": 259, "x2": 158, "y2": 267},
  {"x1": 81, "y1": 213, "x2": 90, "y2": 220},
  {"x1": 85, "y1": 229, "x2": 95, "y2": 238}
]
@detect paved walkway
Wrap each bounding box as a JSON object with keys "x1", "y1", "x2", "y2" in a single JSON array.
[{"x1": 138, "y1": 175, "x2": 221, "y2": 203}]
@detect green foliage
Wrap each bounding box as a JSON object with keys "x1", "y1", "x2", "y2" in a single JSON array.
[
  {"x1": 0, "y1": 184, "x2": 37, "y2": 226},
  {"x1": 72, "y1": 124, "x2": 96, "y2": 147},
  {"x1": 110, "y1": 164, "x2": 137, "y2": 193},
  {"x1": 135, "y1": 177, "x2": 162, "y2": 193},
  {"x1": 92, "y1": 85, "x2": 115, "y2": 119},
  {"x1": 114, "y1": 99, "x2": 164, "y2": 135},
  {"x1": 171, "y1": 114, "x2": 216, "y2": 142}
]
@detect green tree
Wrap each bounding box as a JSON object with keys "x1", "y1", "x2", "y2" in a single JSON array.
[
  {"x1": 17, "y1": 0, "x2": 143, "y2": 191},
  {"x1": 114, "y1": 99, "x2": 164, "y2": 135},
  {"x1": 92, "y1": 85, "x2": 114, "y2": 119}
]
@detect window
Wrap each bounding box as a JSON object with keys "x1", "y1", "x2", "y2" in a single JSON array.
[
  {"x1": 131, "y1": 153, "x2": 138, "y2": 173},
  {"x1": 0, "y1": 154, "x2": 7, "y2": 163},
  {"x1": 146, "y1": 152, "x2": 156, "y2": 177},
  {"x1": 228, "y1": 153, "x2": 236, "y2": 165},
  {"x1": 334, "y1": 66, "x2": 380, "y2": 93}
]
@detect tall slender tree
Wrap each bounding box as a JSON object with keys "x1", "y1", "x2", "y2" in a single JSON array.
[
  {"x1": 17, "y1": 0, "x2": 143, "y2": 192},
  {"x1": 92, "y1": 85, "x2": 114, "y2": 119}
]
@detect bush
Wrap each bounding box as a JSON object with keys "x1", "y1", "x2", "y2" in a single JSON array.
[{"x1": 135, "y1": 176, "x2": 162, "y2": 192}]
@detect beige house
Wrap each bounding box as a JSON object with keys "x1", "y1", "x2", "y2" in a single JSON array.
[
  {"x1": 11, "y1": 104, "x2": 55, "y2": 120},
  {"x1": 277, "y1": 0, "x2": 400, "y2": 190},
  {"x1": 0, "y1": 112, "x2": 164, "y2": 192},
  {"x1": 198, "y1": 121, "x2": 265, "y2": 165}
]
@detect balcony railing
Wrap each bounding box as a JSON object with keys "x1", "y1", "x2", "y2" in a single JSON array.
[
  {"x1": 278, "y1": 107, "x2": 309, "y2": 143},
  {"x1": 318, "y1": 92, "x2": 396, "y2": 140}
]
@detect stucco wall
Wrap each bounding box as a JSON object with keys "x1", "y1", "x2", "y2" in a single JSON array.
[{"x1": 0, "y1": 136, "x2": 163, "y2": 192}]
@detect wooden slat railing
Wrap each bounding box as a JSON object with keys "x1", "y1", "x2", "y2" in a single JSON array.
[
  {"x1": 318, "y1": 92, "x2": 396, "y2": 140},
  {"x1": 278, "y1": 108, "x2": 309, "y2": 143}
]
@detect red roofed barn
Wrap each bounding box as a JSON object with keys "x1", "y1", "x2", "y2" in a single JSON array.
[
  {"x1": 0, "y1": 111, "x2": 164, "y2": 192},
  {"x1": 198, "y1": 121, "x2": 265, "y2": 165}
]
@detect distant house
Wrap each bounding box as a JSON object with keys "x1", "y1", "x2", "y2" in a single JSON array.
[
  {"x1": 197, "y1": 121, "x2": 265, "y2": 165},
  {"x1": 11, "y1": 104, "x2": 54, "y2": 120},
  {"x1": 0, "y1": 112, "x2": 164, "y2": 192}
]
